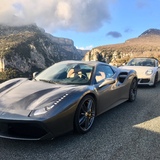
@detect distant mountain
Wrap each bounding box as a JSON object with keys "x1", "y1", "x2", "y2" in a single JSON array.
[
  {"x1": 139, "y1": 28, "x2": 160, "y2": 37},
  {"x1": 0, "y1": 24, "x2": 87, "y2": 79},
  {"x1": 83, "y1": 28, "x2": 160, "y2": 66}
]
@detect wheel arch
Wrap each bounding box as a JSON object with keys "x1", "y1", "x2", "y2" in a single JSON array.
[
  {"x1": 73, "y1": 93, "x2": 97, "y2": 133},
  {"x1": 84, "y1": 93, "x2": 97, "y2": 115},
  {"x1": 152, "y1": 71, "x2": 158, "y2": 87},
  {"x1": 128, "y1": 77, "x2": 138, "y2": 102},
  {"x1": 156, "y1": 71, "x2": 158, "y2": 78}
]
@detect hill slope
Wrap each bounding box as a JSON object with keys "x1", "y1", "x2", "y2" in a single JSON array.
[
  {"x1": 0, "y1": 24, "x2": 83, "y2": 75},
  {"x1": 83, "y1": 28, "x2": 160, "y2": 66}
]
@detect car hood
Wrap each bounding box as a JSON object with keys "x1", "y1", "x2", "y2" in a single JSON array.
[
  {"x1": 0, "y1": 78, "x2": 83, "y2": 114},
  {"x1": 120, "y1": 66, "x2": 155, "y2": 76}
]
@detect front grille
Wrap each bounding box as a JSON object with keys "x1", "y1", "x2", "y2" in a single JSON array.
[
  {"x1": 0, "y1": 122, "x2": 47, "y2": 139},
  {"x1": 139, "y1": 79, "x2": 150, "y2": 83}
]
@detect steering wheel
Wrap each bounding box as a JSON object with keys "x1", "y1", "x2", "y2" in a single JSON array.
[{"x1": 77, "y1": 72, "x2": 88, "y2": 79}]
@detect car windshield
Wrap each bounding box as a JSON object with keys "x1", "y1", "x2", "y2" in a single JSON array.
[
  {"x1": 35, "y1": 62, "x2": 93, "y2": 85},
  {"x1": 127, "y1": 58, "x2": 156, "y2": 67}
]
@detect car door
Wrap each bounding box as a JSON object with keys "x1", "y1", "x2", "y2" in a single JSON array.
[{"x1": 93, "y1": 64, "x2": 123, "y2": 115}]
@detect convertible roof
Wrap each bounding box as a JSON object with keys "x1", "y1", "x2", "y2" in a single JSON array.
[{"x1": 131, "y1": 57, "x2": 159, "y2": 62}]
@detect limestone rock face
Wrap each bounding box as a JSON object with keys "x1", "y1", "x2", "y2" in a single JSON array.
[{"x1": 0, "y1": 24, "x2": 84, "y2": 74}]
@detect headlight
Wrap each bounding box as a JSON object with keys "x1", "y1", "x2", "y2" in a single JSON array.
[
  {"x1": 30, "y1": 93, "x2": 69, "y2": 116},
  {"x1": 145, "y1": 69, "x2": 153, "y2": 75}
]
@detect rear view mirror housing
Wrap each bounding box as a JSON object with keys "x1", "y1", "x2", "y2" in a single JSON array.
[
  {"x1": 99, "y1": 78, "x2": 115, "y2": 88},
  {"x1": 33, "y1": 72, "x2": 38, "y2": 79}
]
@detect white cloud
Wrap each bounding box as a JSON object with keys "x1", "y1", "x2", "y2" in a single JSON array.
[
  {"x1": 76, "y1": 45, "x2": 93, "y2": 50},
  {"x1": 0, "y1": 0, "x2": 112, "y2": 32}
]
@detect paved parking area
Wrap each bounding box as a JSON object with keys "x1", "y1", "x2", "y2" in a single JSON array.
[{"x1": 0, "y1": 84, "x2": 160, "y2": 160}]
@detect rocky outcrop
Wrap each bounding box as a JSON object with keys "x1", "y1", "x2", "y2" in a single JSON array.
[
  {"x1": 0, "y1": 58, "x2": 5, "y2": 72},
  {"x1": 83, "y1": 29, "x2": 160, "y2": 66},
  {"x1": 0, "y1": 24, "x2": 85, "y2": 75}
]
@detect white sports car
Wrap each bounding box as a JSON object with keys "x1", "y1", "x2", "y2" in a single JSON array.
[{"x1": 120, "y1": 57, "x2": 160, "y2": 87}]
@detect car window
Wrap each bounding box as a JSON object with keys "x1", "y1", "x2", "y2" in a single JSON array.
[
  {"x1": 35, "y1": 62, "x2": 93, "y2": 85},
  {"x1": 127, "y1": 58, "x2": 156, "y2": 67},
  {"x1": 94, "y1": 65, "x2": 114, "y2": 84}
]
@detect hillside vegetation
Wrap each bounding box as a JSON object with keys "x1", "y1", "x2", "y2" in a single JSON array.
[
  {"x1": 0, "y1": 24, "x2": 84, "y2": 82},
  {"x1": 1, "y1": 27, "x2": 160, "y2": 82}
]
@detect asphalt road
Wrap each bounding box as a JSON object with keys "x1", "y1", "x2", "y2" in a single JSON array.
[{"x1": 1, "y1": 84, "x2": 160, "y2": 160}]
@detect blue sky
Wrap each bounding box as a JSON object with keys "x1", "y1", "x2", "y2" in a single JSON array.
[
  {"x1": 53, "y1": 0, "x2": 160, "y2": 50},
  {"x1": 53, "y1": 0, "x2": 160, "y2": 49},
  {"x1": 1, "y1": 0, "x2": 160, "y2": 50}
]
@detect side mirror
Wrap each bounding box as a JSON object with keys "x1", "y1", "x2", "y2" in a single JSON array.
[
  {"x1": 33, "y1": 72, "x2": 38, "y2": 79},
  {"x1": 99, "y1": 78, "x2": 115, "y2": 88}
]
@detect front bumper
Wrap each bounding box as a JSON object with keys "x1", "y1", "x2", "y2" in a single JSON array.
[
  {"x1": 0, "y1": 105, "x2": 75, "y2": 140},
  {"x1": 0, "y1": 118, "x2": 55, "y2": 140},
  {"x1": 137, "y1": 74, "x2": 155, "y2": 86}
]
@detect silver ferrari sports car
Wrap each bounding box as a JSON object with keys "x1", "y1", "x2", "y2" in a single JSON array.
[
  {"x1": 0, "y1": 61, "x2": 137, "y2": 140},
  {"x1": 120, "y1": 57, "x2": 160, "y2": 87}
]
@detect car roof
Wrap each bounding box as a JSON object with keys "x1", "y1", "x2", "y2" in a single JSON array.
[{"x1": 56, "y1": 60, "x2": 109, "y2": 67}]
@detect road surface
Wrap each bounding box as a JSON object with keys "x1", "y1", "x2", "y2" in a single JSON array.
[{"x1": 0, "y1": 84, "x2": 160, "y2": 160}]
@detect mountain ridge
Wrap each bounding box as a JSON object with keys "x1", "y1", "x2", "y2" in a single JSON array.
[
  {"x1": 139, "y1": 28, "x2": 160, "y2": 37},
  {"x1": 0, "y1": 24, "x2": 86, "y2": 74},
  {"x1": 1, "y1": 27, "x2": 160, "y2": 81},
  {"x1": 83, "y1": 28, "x2": 160, "y2": 66}
]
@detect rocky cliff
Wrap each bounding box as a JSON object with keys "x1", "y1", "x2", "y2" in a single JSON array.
[
  {"x1": 83, "y1": 28, "x2": 160, "y2": 66},
  {"x1": 0, "y1": 24, "x2": 84, "y2": 75}
]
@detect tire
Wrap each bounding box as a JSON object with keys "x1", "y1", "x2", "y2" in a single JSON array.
[
  {"x1": 74, "y1": 95, "x2": 96, "y2": 134},
  {"x1": 128, "y1": 78, "x2": 138, "y2": 102},
  {"x1": 152, "y1": 73, "x2": 158, "y2": 87}
]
